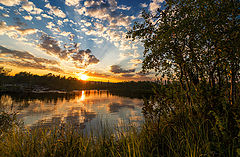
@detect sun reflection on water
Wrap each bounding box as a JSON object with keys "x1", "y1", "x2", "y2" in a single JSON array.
[
  {"x1": 80, "y1": 91, "x2": 85, "y2": 101},
  {"x1": 0, "y1": 90, "x2": 144, "y2": 130}
]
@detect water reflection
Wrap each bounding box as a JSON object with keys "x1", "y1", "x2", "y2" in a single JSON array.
[
  {"x1": 0, "y1": 90, "x2": 144, "y2": 130},
  {"x1": 80, "y1": 91, "x2": 85, "y2": 101},
  {"x1": 108, "y1": 102, "x2": 135, "y2": 113}
]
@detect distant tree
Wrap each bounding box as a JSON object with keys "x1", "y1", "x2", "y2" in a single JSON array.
[
  {"x1": 0, "y1": 67, "x2": 11, "y2": 85},
  {"x1": 0, "y1": 67, "x2": 11, "y2": 76}
]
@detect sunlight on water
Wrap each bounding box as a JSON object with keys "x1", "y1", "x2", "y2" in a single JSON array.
[
  {"x1": 0, "y1": 90, "x2": 144, "y2": 130},
  {"x1": 80, "y1": 90, "x2": 85, "y2": 101}
]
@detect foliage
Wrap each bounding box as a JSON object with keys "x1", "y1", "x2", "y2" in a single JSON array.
[
  {"x1": 128, "y1": 0, "x2": 240, "y2": 106},
  {"x1": 0, "y1": 111, "x2": 19, "y2": 133},
  {"x1": 143, "y1": 82, "x2": 240, "y2": 156},
  {"x1": 127, "y1": 0, "x2": 240, "y2": 156},
  {"x1": 0, "y1": 100, "x2": 22, "y2": 134}
]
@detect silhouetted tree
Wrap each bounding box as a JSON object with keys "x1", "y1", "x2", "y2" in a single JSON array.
[
  {"x1": 128, "y1": 0, "x2": 239, "y2": 106},
  {"x1": 128, "y1": 0, "x2": 239, "y2": 155}
]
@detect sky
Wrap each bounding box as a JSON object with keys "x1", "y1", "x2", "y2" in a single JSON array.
[{"x1": 0, "y1": 0, "x2": 165, "y2": 82}]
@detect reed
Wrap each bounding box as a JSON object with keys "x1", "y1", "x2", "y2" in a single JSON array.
[{"x1": 1, "y1": 105, "x2": 239, "y2": 157}]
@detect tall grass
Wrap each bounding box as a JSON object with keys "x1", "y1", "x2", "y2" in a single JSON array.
[
  {"x1": 0, "y1": 123, "x2": 150, "y2": 157},
  {"x1": 1, "y1": 105, "x2": 239, "y2": 157}
]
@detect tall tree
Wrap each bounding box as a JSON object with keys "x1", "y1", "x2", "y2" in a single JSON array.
[{"x1": 128, "y1": 0, "x2": 240, "y2": 106}]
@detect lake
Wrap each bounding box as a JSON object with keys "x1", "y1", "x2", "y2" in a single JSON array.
[{"x1": 0, "y1": 90, "x2": 145, "y2": 131}]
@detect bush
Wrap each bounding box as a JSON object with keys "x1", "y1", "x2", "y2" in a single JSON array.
[{"x1": 142, "y1": 82, "x2": 240, "y2": 156}]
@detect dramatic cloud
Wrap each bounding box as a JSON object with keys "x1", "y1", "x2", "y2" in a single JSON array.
[
  {"x1": 149, "y1": 0, "x2": 164, "y2": 13},
  {"x1": 0, "y1": 21, "x2": 38, "y2": 36},
  {"x1": 0, "y1": 0, "x2": 23, "y2": 6},
  {"x1": 117, "y1": 5, "x2": 131, "y2": 10},
  {"x1": 73, "y1": 0, "x2": 137, "y2": 51},
  {"x1": 21, "y1": 1, "x2": 34, "y2": 12},
  {"x1": 0, "y1": 45, "x2": 58, "y2": 64},
  {"x1": 0, "y1": 21, "x2": 18, "y2": 35},
  {"x1": 0, "y1": 45, "x2": 62, "y2": 72},
  {"x1": 42, "y1": 13, "x2": 53, "y2": 19},
  {"x1": 39, "y1": 35, "x2": 68, "y2": 59},
  {"x1": 57, "y1": 20, "x2": 63, "y2": 25},
  {"x1": 121, "y1": 74, "x2": 135, "y2": 77},
  {"x1": 0, "y1": 60, "x2": 64, "y2": 73},
  {"x1": 16, "y1": 28, "x2": 38, "y2": 35},
  {"x1": 110, "y1": 65, "x2": 135, "y2": 74},
  {"x1": 86, "y1": 71, "x2": 111, "y2": 78},
  {"x1": 47, "y1": 66, "x2": 64, "y2": 73},
  {"x1": 1, "y1": 60, "x2": 46, "y2": 69},
  {"x1": 45, "y1": 3, "x2": 66, "y2": 18},
  {"x1": 77, "y1": 0, "x2": 133, "y2": 27},
  {"x1": 35, "y1": 16, "x2": 42, "y2": 20},
  {"x1": 63, "y1": 19, "x2": 69, "y2": 22},
  {"x1": 84, "y1": 22, "x2": 92, "y2": 27},
  {"x1": 72, "y1": 49, "x2": 99, "y2": 67},
  {"x1": 14, "y1": 17, "x2": 27, "y2": 27},
  {"x1": 1, "y1": 13, "x2": 9, "y2": 17},
  {"x1": 0, "y1": 0, "x2": 152, "y2": 81},
  {"x1": 46, "y1": 22, "x2": 55, "y2": 29},
  {"x1": 60, "y1": 31, "x2": 71, "y2": 37},
  {"x1": 21, "y1": 1, "x2": 43, "y2": 14},
  {"x1": 39, "y1": 35, "x2": 99, "y2": 68},
  {"x1": 23, "y1": 15, "x2": 33, "y2": 20}
]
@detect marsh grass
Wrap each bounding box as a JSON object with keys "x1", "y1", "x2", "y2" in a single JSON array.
[
  {"x1": 0, "y1": 121, "x2": 147, "y2": 157},
  {"x1": 1, "y1": 105, "x2": 238, "y2": 157}
]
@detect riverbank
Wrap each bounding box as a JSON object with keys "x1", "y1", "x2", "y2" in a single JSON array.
[{"x1": 1, "y1": 102, "x2": 239, "y2": 157}]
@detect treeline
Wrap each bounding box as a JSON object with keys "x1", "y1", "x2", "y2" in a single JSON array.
[
  {"x1": 0, "y1": 71, "x2": 83, "y2": 91},
  {"x1": 0, "y1": 70, "x2": 154, "y2": 95}
]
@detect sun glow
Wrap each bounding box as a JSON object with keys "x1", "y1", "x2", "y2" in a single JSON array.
[{"x1": 78, "y1": 74, "x2": 88, "y2": 81}]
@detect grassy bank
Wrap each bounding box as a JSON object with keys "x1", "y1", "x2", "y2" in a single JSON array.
[
  {"x1": 0, "y1": 124, "x2": 148, "y2": 157},
  {"x1": 0, "y1": 103, "x2": 239, "y2": 157}
]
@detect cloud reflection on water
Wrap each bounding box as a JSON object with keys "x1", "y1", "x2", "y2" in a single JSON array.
[
  {"x1": 108, "y1": 102, "x2": 135, "y2": 113},
  {"x1": 0, "y1": 90, "x2": 144, "y2": 129}
]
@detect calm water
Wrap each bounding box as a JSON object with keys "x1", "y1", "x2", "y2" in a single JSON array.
[{"x1": 0, "y1": 90, "x2": 144, "y2": 130}]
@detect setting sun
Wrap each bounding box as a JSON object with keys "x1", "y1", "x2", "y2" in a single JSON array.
[{"x1": 79, "y1": 74, "x2": 88, "y2": 81}]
